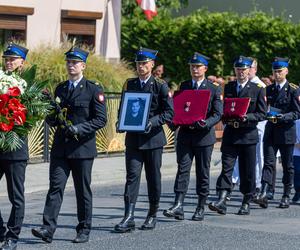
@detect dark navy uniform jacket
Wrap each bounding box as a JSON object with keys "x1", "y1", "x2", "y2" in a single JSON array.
[
  {"x1": 222, "y1": 80, "x2": 267, "y2": 145},
  {"x1": 124, "y1": 75, "x2": 174, "y2": 150},
  {"x1": 0, "y1": 139, "x2": 28, "y2": 160},
  {"x1": 177, "y1": 79, "x2": 223, "y2": 146},
  {"x1": 264, "y1": 81, "x2": 300, "y2": 145},
  {"x1": 47, "y1": 77, "x2": 107, "y2": 158}
]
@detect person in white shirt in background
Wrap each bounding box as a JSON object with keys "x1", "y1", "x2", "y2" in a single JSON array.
[
  {"x1": 231, "y1": 58, "x2": 266, "y2": 198},
  {"x1": 292, "y1": 119, "x2": 300, "y2": 203}
]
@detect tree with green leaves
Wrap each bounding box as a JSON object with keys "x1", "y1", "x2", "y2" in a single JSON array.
[{"x1": 122, "y1": 9, "x2": 300, "y2": 85}]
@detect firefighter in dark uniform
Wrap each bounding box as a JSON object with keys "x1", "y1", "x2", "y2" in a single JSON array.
[
  {"x1": 0, "y1": 43, "x2": 29, "y2": 250},
  {"x1": 163, "y1": 52, "x2": 222, "y2": 221},
  {"x1": 114, "y1": 48, "x2": 174, "y2": 232},
  {"x1": 32, "y1": 47, "x2": 107, "y2": 244},
  {"x1": 254, "y1": 57, "x2": 300, "y2": 209},
  {"x1": 209, "y1": 56, "x2": 267, "y2": 215}
]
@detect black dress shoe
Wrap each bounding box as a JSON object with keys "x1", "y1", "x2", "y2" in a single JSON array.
[
  {"x1": 278, "y1": 196, "x2": 290, "y2": 209},
  {"x1": 192, "y1": 207, "x2": 204, "y2": 221},
  {"x1": 253, "y1": 188, "x2": 260, "y2": 201},
  {"x1": 237, "y1": 203, "x2": 250, "y2": 215},
  {"x1": 292, "y1": 192, "x2": 300, "y2": 203},
  {"x1": 226, "y1": 191, "x2": 231, "y2": 201},
  {"x1": 0, "y1": 239, "x2": 17, "y2": 250},
  {"x1": 72, "y1": 233, "x2": 89, "y2": 243},
  {"x1": 163, "y1": 193, "x2": 185, "y2": 220},
  {"x1": 253, "y1": 185, "x2": 268, "y2": 209},
  {"x1": 114, "y1": 217, "x2": 135, "y2": 233},
  {"x1": 114, "y1": 203, "x2": 135, "y2": 233},
  {"x1": 226, "y1": 184, "x2": 235, "y2": 201},
  {"x1": 208, "y1": 190, "x2": 228, "y2": 215},
  {"x1": 163, "y1": 205, "x2": 184, "y2": 220},
  {"x1": 140, "y1": 216, "x2": 156, "y2": 230},
  {"x1": 0, "y1": 234, "x2": 4, "y2": 243},
  {"x1": 31, "y1": 227, "x2": 53, "y2": 243},
  {"x1": 266, "y1": 191, "x2": 274, "y2": 200}
]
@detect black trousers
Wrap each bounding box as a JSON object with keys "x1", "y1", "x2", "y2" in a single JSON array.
[
  {"x1": 0, "y1": 210, "x2": 5, "y2": 237},
  {"x1": 174, "y1": 143, "x2": 214, "y2": 198},
  {"x1": 42, "y1": 157, "x2": 94, "y2": 235},
  {"x1": 124, "y1": 147, "x2": 163, "y2": 205},
  {"x1": 217, "y1": 144, "x2": 256, "y2": 196},
  {"x1": 0, "y1": 160, "x2": 27, "y2": 240},
  {"x1": 262, "y1": 143, "x2": 294, "y2": 188},
  {"x1": 0, "y1": 170, "x2": 4, "y2": 237}
]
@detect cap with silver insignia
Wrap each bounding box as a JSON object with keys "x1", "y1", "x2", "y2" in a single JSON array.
[
  {"x1": 188, "y1": 52, "x2": 210, "y2": 66},
  {"x1": 135, "y1": 47, "x2": 158, "y2": 62},
  {"x1": 2, "y1": 43, "x2": 28, "y2": 60},
  {"x1": 272, "y1": 57, "x2": 290, "y2": 70},
  {"x1": 233, "y1": 56, "x2": 253, "y2": 68}
]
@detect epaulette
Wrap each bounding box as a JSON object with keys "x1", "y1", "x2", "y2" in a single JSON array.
[
  {"x1": 56, "y1": 81, "x2": 67, "y2": 88},
  {"x1": 181, "y1": 80, "x2": 190, "y2": 85},
  {"x1": 57, "y1": 82, "x2": 64, "y2": 86},
  {"x1": 122, "y1": 78, "x2": 135, "y2": 91},
  {"x1": 122, "y1": 81, "x2": 128, "y2": 91},
  {"x1": 155, "y1": 77, "x2": 166, "y2": 84},
  {"x1": 213, "y1": 82, "x2": 219, "y2": 86},
  {"x1": 289, "y1": 82, "x2": 298, "y2": 90},
  {"x1": 87, "y1": 80, "x2": 97, "y2": 85},
  {"x1": 256, "y1": 83, "x2": 263, "y2": 88},
  {"x1": 87, "y1": 80, "x2": 103, "y2": 87},
  {"x1": 126, "y1": 77, "x2": 136, "y2": 82}
]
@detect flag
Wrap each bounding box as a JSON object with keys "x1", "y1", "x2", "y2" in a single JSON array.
[{"x1": 136, "y1": 0, "x2": 157, "y2": 21}]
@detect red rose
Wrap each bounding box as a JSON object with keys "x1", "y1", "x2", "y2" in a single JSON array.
[
  {"x1": 0, "y1": 119, "x2": 14, "y2": 132},
  {"x1": 0, "y1": 94, "x2": 9, "y2": 110},
  {"x1": 13, "y1": 111, "x2": 26, "y2": 125},
  {"x1": 1, "y1": 108, "x2": 9, "y2": 116},
  {"x1": 8, "y1": 98, "x2": 26, "y2": 112},
  {"x1": 7, "y1": 87, "x2": 21, "y2": 97}
]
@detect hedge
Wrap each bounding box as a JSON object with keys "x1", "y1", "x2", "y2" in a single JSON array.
[{"x1": 121, "y1": 10, "x2": 300, "y2": 84}]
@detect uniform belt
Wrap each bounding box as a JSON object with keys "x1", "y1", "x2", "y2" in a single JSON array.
[{"x1": 226, "y1": 121, "x2": 256, "y2": 128}]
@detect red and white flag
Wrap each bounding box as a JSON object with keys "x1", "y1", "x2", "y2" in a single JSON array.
[{"x1": 136, "y1": 0, "x2": 157, "y2": 21}]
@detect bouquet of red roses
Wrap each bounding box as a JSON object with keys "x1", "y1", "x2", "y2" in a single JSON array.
[
  {"x1": 0, "y1": 86, "x2": 26, "y2": 132},
  {"x1": 0, "y1": 66, "x2": 50, "y2": 152}
]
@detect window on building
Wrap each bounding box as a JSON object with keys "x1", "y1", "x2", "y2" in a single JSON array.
[
  {"x1": 61, "y1": 10, "x2": 102, "y2": 49},
  {"x1": 0, "y1": 6, "x2": 34, "y2": 46}
]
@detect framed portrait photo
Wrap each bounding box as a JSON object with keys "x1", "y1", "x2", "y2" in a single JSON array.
[{"x1": 118, "y1": 91, "x2": 152, "y2": 132}]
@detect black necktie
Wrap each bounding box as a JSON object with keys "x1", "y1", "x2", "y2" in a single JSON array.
[
  {"x1": 141, "y1": 82, "x2": 146, "y2": 88},
  {"x1": 276, "y1": 85, "x2": 280, "y2": 93},
  {"x1": 68, "y1": 83, "x2": 75, "y2": 96},
  {"x1": 237, "y1": 84, "x2": 242, "y2": 95}
]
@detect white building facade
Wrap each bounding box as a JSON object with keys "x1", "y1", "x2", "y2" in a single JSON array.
[{"x1": 0, "y1": 0, "x2": 121, "y2": 61}]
